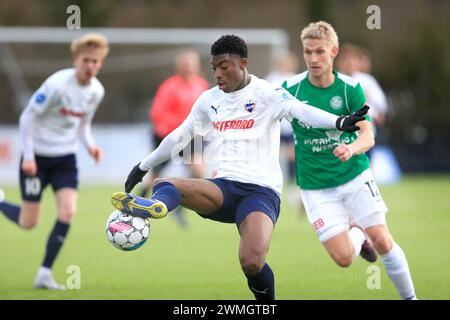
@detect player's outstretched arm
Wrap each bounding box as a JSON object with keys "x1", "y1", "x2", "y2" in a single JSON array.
[
  {"x1": 335, "y1": 105, "x2": 370, "y2": 133},
  {"x1": 124, "y1": 123, "x2": 194, "y2": 192},
  {"x1": 282, "y1": 90, "x2": 369, "y2": 132},
  {"x1": 124, "y1": 93, "x2": 209, "y2": 192},
  {"x1": 286, "y1": 98, "x2": 369, "y2": 133}
]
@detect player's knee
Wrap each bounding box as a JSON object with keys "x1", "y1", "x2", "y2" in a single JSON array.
[
  {"x1": 371, "y1": 232, "x2": 394, "y2": 255},
  {"x1": 240, "y1": 254, "x2": 265, "y2": 276},
  {"x1": 19, "y1": 219, "x2": 38, "y2": 230},
  {"x1": 331, "y1": 252, "x2": 353, "y2": 268},
  {"x1": 18, "y1": 209, "x2": 39, "y2": 230},
  {"x1": 58, "y1": 208, "x2": 76, "y2": 224},
  {"x1": 152, "y1": 177, "x2": 174, "y2": 188}
]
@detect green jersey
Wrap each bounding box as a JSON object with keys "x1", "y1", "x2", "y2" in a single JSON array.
[{"x1": 282, "y1": 70, "x2": 370, "y2": 190}]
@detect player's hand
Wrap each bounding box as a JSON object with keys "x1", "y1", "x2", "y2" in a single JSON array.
[
  {"x1": 88, "y1": 145, "x2": 103, "y2": 163},
  {"x1": 125, "y1": 163, "x2": 148, "y2": 193},
  {"x1": 333, "y1": 143, "x2": 354, "y2": 162},
  {"x1": 336, "y1": 105, "x2": 370, "y2": 133},
  {"x1": 22, "y1": 159, "x2": 37, "y2": 176}
]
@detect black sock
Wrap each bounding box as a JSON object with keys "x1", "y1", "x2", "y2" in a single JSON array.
[
  {"x1": 0, "y1": 201, "x2": 20, "y2": 225},
  {"x1": 152, "y1": 182, "x2": 182, "y2": 211},
  {"x1": 42, "y1": 220, "x2": 70, "y2": 268},
  {"x1": 246, "y1": 263, "x2": 275, "y2": 300}
]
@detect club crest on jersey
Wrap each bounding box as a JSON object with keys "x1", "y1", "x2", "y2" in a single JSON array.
[
  {"x1": 325, "y1": 130, "x2": 342, "y2": 143},
  {"x1": 35, "y1": 93, "x2": 46, "y2": 104},
  {"x1": 244, "y1": 100, "x2": 256, "y2": 113},
  {"x1": 330, "y1": 96, "x2": 343, "y2": 110}
]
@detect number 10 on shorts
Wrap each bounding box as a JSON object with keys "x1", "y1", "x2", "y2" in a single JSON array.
[{"x1": 25, "y1": 177, "x2": 41, "y2": 196}]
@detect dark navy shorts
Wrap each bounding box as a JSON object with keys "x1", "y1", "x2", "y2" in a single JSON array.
[
  {"x1": 197, "y1": 178, "x2": 281, "y2": 228},
  {"x1": 20, "y1": 154, "x2": 78, "y2": 202}
]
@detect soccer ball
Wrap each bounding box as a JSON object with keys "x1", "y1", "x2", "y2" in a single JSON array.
[{"x1": 106, "y1": 210, "x2": 150, "y2": 251}]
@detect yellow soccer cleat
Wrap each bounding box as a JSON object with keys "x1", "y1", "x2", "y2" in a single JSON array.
[{"x1": 111, "y1": 192, "x2": 168, "y2": 219}]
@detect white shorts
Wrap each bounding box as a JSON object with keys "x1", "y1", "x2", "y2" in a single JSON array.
[{"x1": 300, "y1": 169, "x2": 388, "y2": 243}]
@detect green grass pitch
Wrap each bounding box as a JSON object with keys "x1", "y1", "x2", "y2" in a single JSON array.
[{"x1": 0, "y1": 175, "x2": 449, "y2": 299}]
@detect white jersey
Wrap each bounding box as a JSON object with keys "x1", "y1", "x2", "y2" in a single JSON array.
[
  {"x1": 141, "y1": 75, "x2": 341, "y2": 195},
  {"x1": 20, "y1": 68, "x2": 104, "y2": 159}
]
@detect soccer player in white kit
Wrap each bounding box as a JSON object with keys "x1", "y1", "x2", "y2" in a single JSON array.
[
  {"x1": 0, "y1": 33, "x2": 108, "y2": 290},
  {"x1": 111, "y1": 35, "x2": 368, "y2": 300}
]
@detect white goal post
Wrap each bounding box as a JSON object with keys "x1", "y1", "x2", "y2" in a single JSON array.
[
  {"x1": 0, "y1": 27, "x2": 289, "y2": 108},
  {"x1": 0, "y1": 26, "x2": 289, "y2": 48}
]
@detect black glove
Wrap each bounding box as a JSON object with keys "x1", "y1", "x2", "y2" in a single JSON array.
[
  {"x1": 336, "y1": 105, "x2": 370, "y2": 133},
  {"x1": 124, "y1": 163, "x2": 148, "y2": 193}
]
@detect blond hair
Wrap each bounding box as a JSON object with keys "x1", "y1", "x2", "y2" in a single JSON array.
[
  {"x1": 71, "y1": 33, "x2": 109, "y2": 58},
  {"x1": 301, "y1": 21, "x2": 339, "y2": 48}
]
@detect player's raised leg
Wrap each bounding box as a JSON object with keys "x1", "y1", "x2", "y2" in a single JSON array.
[
  {"x1": 0, "y1": 198, "x2": 42, "y2": 229},
  {"x1": 112, "y1": 177, "x2": 224, "y2": 218},
  {"x1": 323, "y1": 232, "x2": 361, "y2": 267},
  {"x1": 154, "y1": 178, "x2": 224, "y2": 214},
  {"x1": 302, "y1": 190, "x2": 376, "y2": 267},
  {"x1": 1, "y1": 161, "x2": 45, "y2": 229},
  {"x1": 111, "y1": 191, "x2": 169, "y2": 219},
  {"x1": 322, "y1": 226, "x2": 376, "y2": 267},
  {"x1": 0, "y1": 168, "x2": 43, "y2": 229},
  {"x1": 364, "y1": 223, "x2": 417, "y2": 300},
  {"x1": 18, "y1": 202, "x2": 42, "y2": 229},
  {"x1": 0, "y1": 190, "x2": 20, "y2": 225},
  {"x1": 239, "y1": 212, "x2": 275, "y2": 300}
]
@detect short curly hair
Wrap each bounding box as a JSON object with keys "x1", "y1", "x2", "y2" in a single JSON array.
[{"x1": 211, "y1": 35, "x2": 248, "y2": 58}]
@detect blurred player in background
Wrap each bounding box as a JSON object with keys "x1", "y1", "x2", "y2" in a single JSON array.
[
  {"x1": 140, "y1": 48, "x2": 209, "y2": 228},
  {"x1": 110, "y1": 35, "x2": 367, "y2": 300},
  {"x1": 336, "y1": 43, "x2": 389, "y2": 157},
  {"x1": 283, "y1": 21, "x2": 416, "y2": 299},
  {"x1": 0, "y1": 33, "x2": 108, "y2": 290},
  {"x1": 265, "y1": 52, "x2": 301, "y2": 211}
]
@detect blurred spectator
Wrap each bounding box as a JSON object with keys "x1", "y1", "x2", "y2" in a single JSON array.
[
  {"x1": 141, "y1": 48, "x2": 209, "y2": 228},
  {"x1": 337, "y1": 44, "x2": 401, "y2": 184},
  {"x1": 265, "y1": 51, "x2": 299, "y2": 85},
  {"x1": 336, "y1": 44, "x2": 388, "y2": 142}
]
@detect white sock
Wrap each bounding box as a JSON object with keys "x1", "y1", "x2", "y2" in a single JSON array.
[
  {"x1": 381, "y1": 243, "x2": 416, "y2": 300},
  {"x1": 349, "y1": 227, "x2": 366, "y2": 260},
  {"x1": 37, "y1": 266, "x2": 52, "y2": 278}
]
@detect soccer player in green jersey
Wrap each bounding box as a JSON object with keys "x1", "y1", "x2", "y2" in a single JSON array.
[{"x1": 282, "y1": 21, "x2": 417, "y2": 300}]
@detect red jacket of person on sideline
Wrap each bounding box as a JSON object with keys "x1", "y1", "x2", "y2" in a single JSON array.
[{"x1": 150, "y1": 75, "x2": 209, "y2": 138}]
